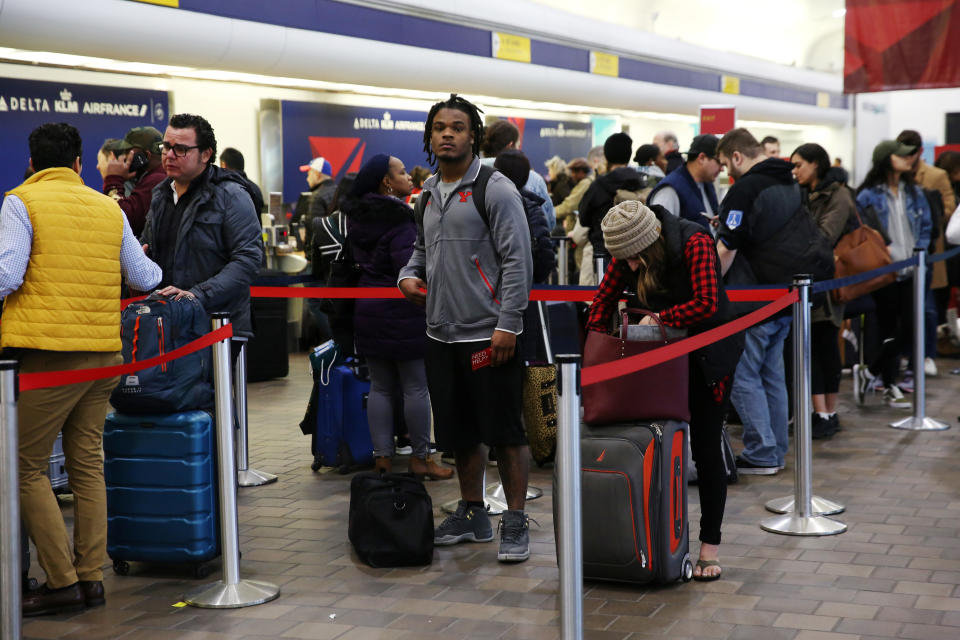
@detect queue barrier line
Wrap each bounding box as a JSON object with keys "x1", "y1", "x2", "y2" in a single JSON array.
[
  {"x1": 581, "y1": 290, "x2": 798, "y2": 387},
  {"x1": 17, "y1": 325, "x2": 233, "y2": 392},
  {"x1": 928, "y1": 244, "x2": 960, "y2": 264},
  {"x1": 810, "y1": 255, "x2": 918, "y2": 295}
]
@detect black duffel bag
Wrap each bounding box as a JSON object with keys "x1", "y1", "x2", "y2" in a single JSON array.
[{"x1": 348, "y1": 471, "x2": 434, "y2": 567}]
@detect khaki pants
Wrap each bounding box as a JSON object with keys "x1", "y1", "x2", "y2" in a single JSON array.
[{"x1": 18, "y1": 350, "x2": 121, "y2": 588}]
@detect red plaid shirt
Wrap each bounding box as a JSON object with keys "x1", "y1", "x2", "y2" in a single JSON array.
[{"x1": 586, "y1": 231, "x2": 729, "y2": 403}]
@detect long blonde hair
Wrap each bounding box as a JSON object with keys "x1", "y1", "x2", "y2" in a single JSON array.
[{"x1": 632, "y1": 236, "x2": 667, "y2": 307}]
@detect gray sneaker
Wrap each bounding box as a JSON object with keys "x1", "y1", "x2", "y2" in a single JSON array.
[
  {"x1": 497, "y1": 510, "x2": 531, "y2": 562},
  {"x1": 434, "y1": 501, "x2": 494, "y2": 546}
]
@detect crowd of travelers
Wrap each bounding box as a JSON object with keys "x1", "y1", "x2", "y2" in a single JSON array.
[{"x1": 3, "y1": 93, "x2": 960, "y2": 615}]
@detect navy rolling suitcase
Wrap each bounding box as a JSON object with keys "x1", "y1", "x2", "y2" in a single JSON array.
[
  {"x1": 311, "y1": 365, "x2": 374, "y2": 473},
  {"x1": 104, "y1": 411, "x2": 219, "y2": 578},
  {"x1": 555, "y1": 420, "x2": 693, "y2": 584}
]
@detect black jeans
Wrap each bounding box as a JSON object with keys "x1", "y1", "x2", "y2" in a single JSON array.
[
  {"x1": 688, "y1": 357, "x2": 731, "y2": 546},
  {"x1": 869, "y1": 279, "x2": 913, "y2": 386},
  {"x1": 811, "y1": 321, "x2": 841, "y2": 395}
]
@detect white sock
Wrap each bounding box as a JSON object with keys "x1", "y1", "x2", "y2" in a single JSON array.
[{"x1": 816, "y1": 412, "x2": 832, "y2": 420}]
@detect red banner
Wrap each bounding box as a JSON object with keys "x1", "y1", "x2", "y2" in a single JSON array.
[
  {"x1": 699, "y1": 106, "x2": 736, "y2": 136},
  {"x1": 845, "y1": 0, "x2": 960, "y2": 93}
]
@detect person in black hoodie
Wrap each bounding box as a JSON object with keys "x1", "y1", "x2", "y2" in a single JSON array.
[
  {"x1": 344, "y1": 154, "x2": 453, "y2": 480},
  {"x1": 494, "y1": 149, "x2": 556, "y2": 362},
  {"x1": 715, "y1": 128, "x2": 833, "y2": 475},
  {"x1": 143, "y1": 113, "x2": 264, "y2": 342},
  {"x1": 578, "y1": 132, "x2": 645, "y2": 268}
]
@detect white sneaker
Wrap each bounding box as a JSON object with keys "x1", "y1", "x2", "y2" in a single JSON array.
[
  {"x1": 884, "y1": 385, "x2": 912, "y2": 410},
  {"x1": 924, "y1": 357, "x2": 938, "y2": 377},
  {"x1": 852, "y1": 364, "x2": 873, "y2": 406}
]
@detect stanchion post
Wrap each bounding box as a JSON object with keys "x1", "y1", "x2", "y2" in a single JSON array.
[
  {"x1": 890, "y1": 248, "x2": 949, "y2": 431},
  {"x1": 594, "y1": 253, "x2": 606, "y2": 287},
  {"x1": 184, "y1": 314, "x2": 280, "y2": 609},
  {"x1": 0, "y1": 360, "x2": 22, "y2": 640},
  {"x1": 557, "y1": 238, "x2": 569, "y2": 286},
  {"x1": 761, "y1": 276, "x2": 847, "y2": 536},
  {"x1": 556, "y1": 354, "x2": 583, "y2": 640},
  {"x1": 233, "y1": 339, "x2": 278, "y2": 487}
]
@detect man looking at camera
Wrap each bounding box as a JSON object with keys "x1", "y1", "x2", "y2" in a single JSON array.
[
  {"x1": 398, "y1": 94, "x2": 533, "y2": 563},
  {"x1": 99, "y1": 126, "x2": 167, "y2": 237},
  {"x1": 141, "y1": 113, "x2": 263, "y2": 341}
]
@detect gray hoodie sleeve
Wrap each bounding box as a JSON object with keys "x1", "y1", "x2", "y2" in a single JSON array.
[{"x1": 486, "y1": 175, "x2": 532, "y2": 334}]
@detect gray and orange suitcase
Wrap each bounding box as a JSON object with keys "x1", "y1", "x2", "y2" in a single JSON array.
[{"x1": 557, "y1": 420, "x2": 693, "y2": 584}]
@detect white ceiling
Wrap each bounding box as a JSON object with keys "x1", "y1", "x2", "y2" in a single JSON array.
[{"x1": 530, "y1": 0, "x2": 846, "y2": 73}]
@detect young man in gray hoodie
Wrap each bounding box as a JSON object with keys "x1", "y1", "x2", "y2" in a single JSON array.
[{"x1": 399, "y1": 95, "x2": 534, "y2": 562}]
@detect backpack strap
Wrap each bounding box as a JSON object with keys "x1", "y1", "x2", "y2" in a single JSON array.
[{"x1": 471, "y1": 164, "x2": 496, "y2": 228}]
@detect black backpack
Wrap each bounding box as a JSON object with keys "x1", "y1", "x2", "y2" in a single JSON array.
[{"x1": 414, "y1": 166, "x2": 550, "y2": 280}]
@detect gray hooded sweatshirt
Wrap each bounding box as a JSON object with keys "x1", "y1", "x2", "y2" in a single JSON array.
[{"x1": 398, "y1": 157, "x2": 532, "y2": 342}]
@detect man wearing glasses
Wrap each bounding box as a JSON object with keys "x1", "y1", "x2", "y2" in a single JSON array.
[{"x1": 141, "y1": 113, "x2": 263, "y2": 343}]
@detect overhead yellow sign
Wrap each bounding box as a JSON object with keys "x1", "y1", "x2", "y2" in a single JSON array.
[
  {"x1": 590, "y1": 52, "x2": 619, "y2": 78},
  {"x1": 129, "y1": 0, "x2": 179, "y2": 6},
  {"x1": 817, "y1": 92, "x2": 831, "y2": 108},
  {"x1": 492, "y1": 32, "x2": 531, "y2": 64},
  {"x1": 721, "y1": 75, "x2": 740, "y2": 95}
]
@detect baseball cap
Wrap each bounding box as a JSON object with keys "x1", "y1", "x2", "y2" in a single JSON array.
[
  {"x1": 299, "y1": 157, "x2": 333, "y2": 176},
  {"x1": 686, "y1": 134, "x2": 718, "y2": 160},
  {"x1": 567, "y1": 157, "x2": 590, "y2": 172},
  {"x1": 115, "y1": 126, "x2": 163, "y2": 154},
  {"x1": 872, "y1": 140, "x2": 917, "y2": 166}
]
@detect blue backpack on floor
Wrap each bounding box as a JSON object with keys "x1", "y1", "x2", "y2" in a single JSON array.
[{"x1": 110, "y1": 293, "x2": 214, "y2": 415}]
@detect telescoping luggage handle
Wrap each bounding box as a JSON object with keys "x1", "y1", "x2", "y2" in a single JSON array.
[{"x1": 619, "y1": 308, "x2": 669, "y2": 342}]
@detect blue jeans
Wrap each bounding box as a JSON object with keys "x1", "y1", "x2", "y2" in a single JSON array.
[{"x1": 731, "y1": 315, "x2": 792, "y2": 467}]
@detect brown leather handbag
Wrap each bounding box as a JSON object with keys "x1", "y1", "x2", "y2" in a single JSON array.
[
  {"x1": 582, "y1": 309, "x2": 690, "y2": 425},
  {"x1": 832, "y1": 210, "x2": 896, "y2": 303}
]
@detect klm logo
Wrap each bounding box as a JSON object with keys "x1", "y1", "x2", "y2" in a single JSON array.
[{"x1": 55, "y1": 89, "x2": 79, "y2": 114}]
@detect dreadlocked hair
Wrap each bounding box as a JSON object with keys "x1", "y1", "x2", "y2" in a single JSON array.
[{"x1": 422, "y1": 94, "x2": 484, "y2": 166}]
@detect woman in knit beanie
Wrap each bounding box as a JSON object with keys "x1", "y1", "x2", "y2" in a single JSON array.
[{"x1": 586, "y1": 199, "x2": 743, "y2": 582}]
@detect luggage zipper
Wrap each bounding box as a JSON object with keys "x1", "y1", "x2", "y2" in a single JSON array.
[
  {"x1": 647, "y1": 422, "x2": 664, "y2": 580},
  {"x1": 157, "y1": 317, "x2": 167, "y2": 372}
]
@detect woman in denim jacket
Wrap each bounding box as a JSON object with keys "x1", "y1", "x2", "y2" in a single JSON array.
[{"x1": 852, "y1": 140, "x2": 932, "y2": 409}]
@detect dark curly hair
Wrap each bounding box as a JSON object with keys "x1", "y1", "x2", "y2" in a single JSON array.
[
  {"x1": 29, "y1": 122, "x2": 82, "y2": 172},
  {"x1": 422, "y1": 94, "x2": 484, "y2": 166},
  {"x1": 169, "y1": 113, "x2": 216, "y2": 165}
]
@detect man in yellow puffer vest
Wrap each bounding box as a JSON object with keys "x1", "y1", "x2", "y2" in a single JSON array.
[{"x1": 0, "y1": 123, "x2": 162, "y2": 617}]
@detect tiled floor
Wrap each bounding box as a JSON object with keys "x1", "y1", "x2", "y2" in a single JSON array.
[{"x1": 23, "y1": 353, "x2": 960, "y2": 640}]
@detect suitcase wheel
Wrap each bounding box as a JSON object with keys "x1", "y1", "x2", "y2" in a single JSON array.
[
  {"x1": 681, "y1": 554, "x2": 693, "y2": 583},
  {"x1": 193, "y1": 563, "x2": 212, "y2": 579},
  {"x1": 311, "y1": 456, "x2": 322, "y2": 472},
  {"x1": 112, "y1": 560, "x2": 130, "y2": 576}
]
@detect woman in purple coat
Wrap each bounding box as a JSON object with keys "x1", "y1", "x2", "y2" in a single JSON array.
[{"x1": 344, "y1": 154, "x2": 453, "y2": 480}]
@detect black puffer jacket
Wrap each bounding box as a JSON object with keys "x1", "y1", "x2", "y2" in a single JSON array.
[
  {"x1": 577, "y1": 167, "x2": 646, "y2": 253},
  {"x1": 143, "y1": 165, "x2": 264, "y2": 338}
]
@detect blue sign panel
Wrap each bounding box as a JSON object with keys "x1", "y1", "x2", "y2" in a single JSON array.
[
  {"x1": 0, "y1": 78, "x2": 168, "y2": 193},
  {"x1": 281, "y1": 100, "x2": 430, "y2": 203},
  {"x1": 499, "y1": 116, "x2": 593, "y2": 178}
]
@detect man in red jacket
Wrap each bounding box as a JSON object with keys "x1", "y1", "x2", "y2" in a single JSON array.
[{"x1": 100, "y1": 126, "x2": 167, "y2": 237}]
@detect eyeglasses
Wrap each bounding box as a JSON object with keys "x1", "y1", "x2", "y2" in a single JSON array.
[{"x1": 161, "y1": 141, "x2": 200, "y2": 158}]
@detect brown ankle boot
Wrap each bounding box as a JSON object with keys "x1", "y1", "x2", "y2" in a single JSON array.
[
  {"x1": 409, "y1": 456, "x2": 454, "y2": 480},
  {"x1": 374, "y1": 456, "x2": 392, "y2": 473}
]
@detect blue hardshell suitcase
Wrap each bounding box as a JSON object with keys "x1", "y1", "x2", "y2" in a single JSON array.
[
  {"x1": 104, "y1": 411, "x2": 219, "y2": 578},
  {"x1": 312, "y1": 365, "x2": 374, "y2": 473}
]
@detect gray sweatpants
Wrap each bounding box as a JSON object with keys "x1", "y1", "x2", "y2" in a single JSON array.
[{"x1": 365, "y1": 357, "x2": 431, "y2": 458}]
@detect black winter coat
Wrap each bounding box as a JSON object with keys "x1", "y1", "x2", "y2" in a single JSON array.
[
  {"x1": 577, "y1": 167, "x2": 645, "y2": 253},
  {"x1": 143, "y1": 165, "x2": 264, "y2": 338},
  {"x1": 343, "y1": 194, "x2": 426, "y2": 361}
]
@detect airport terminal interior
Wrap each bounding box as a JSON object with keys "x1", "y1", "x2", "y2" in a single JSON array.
[{"x1": 2, "y1": 0, "x2": 960, "y2": 638}]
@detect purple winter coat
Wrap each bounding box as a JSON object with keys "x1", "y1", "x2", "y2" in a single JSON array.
[{"x1": 343, "y1": 193, "x2": 427, "y2": 360}]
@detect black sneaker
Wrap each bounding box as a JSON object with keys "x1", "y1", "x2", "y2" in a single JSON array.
[
  {"x1": 497, "y1": 510, "x2": 530, "y2": 562},
  {"x1": 434, "y1": 501, "x2": 494, "y2": 546},
  {"x1": 811, "y1": 413, "x2": 833, "y2": 440},
  {"x1": 734, "y1": 455, "x2": 779, "y2": 475},
  {"x1": 828, "y1": 413, "x2": 840, "y2": 434}
]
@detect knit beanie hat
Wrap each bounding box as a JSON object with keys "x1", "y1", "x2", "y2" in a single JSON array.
[
  {"x1": 351, "y1": 154, "x2": 392, "y2": 197},
  {"x1": 601, "y1": 200, "x2": 661, "y2": 259}
]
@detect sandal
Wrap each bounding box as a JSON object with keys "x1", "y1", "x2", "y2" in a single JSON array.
[{"x1": 693, "y1": 559, "x2": 722, "y2": 582}]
